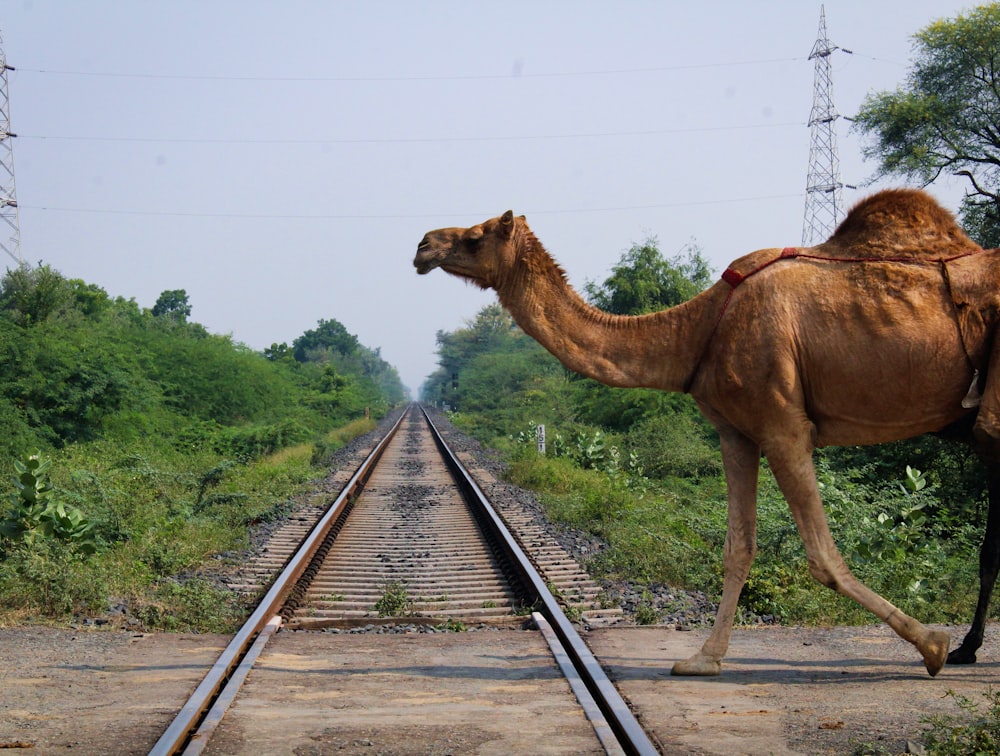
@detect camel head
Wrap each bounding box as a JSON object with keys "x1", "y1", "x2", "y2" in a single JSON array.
[{"x1": 414, "y1": 210, "x2": 522, "y2": 290}]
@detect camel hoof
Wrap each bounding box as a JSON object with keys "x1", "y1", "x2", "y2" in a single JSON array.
[
  {"x1": 921, "y1": 630, "x2": 950, "y2": 677},
  {"x1": 671, "y1": 654, "x2": 722, "y2": 677},
  {"x1": 947, "y1": 645, "x2": 978, "y2": 666}
]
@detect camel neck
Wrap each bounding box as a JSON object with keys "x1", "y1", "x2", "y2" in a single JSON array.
[{"x1": 494, "y1": 239, "x2": 723, "y2": 391}]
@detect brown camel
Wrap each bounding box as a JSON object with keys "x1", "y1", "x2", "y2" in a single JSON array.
[{"x1": 413, "y1": 189, "x2": 1000, "y2": 676}]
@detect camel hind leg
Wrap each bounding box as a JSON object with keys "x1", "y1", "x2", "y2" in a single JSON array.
[
  {"x1": 949, "y1": 459, "x2": 1000, "y2": 664},
  {"x1": 766, "y1": 440, "x2": 949, "y2": 676}
]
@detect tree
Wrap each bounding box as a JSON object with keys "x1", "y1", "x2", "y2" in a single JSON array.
[
  {"x1": 292, "y1": 318, "x2": 360, "y2": 362},
  {"x1": 264, "y1": 342, "x2": 293, "y2": 362},
  {"x1": 0, "y1": 264, "x2": 73, "y2": 326},
  {"x1": 152, "y1": 289, "x2": 191, "y2": 322},
  {"x1": 584, "y1": 237, "x2": 712, "y2": 315},
  {"x1": 853, "y1": 4, "x2": 1000, "y2": 245}
]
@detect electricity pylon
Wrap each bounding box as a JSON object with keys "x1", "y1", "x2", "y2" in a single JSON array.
[{"x1": 802, "y1": 5, "x2": 851, "y2": 246}]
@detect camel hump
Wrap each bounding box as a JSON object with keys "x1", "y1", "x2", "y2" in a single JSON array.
[{"x1": 818, "y1": 188, "x2": 981, "y2": 260}]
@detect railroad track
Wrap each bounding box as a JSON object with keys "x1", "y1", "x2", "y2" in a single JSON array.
[{"x1": 149, "y1": 405, "x2": 655, "y2": 755}]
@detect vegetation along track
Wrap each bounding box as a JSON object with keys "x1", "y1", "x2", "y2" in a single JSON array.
[{"x1": 151, "y1": 404, "x2": 654, "y2": 755}]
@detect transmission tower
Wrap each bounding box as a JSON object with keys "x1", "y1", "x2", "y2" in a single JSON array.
[
  {"x1": 801, "y1": 5, "x2": 851, "y2": 246},
  {"x1": 0, "y1": 28, "x2": 20, "y2": 266}
]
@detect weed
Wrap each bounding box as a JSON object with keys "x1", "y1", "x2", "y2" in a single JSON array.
[
  {"x1": 635, "y1": 591, "x2": 662, "y2": 625},
  {"x1": 133, "y1": 578, "x2": 241, "y2": 633},
  {"x1": 374, "y1": 580, "x2": 411, "y2": 617},
  {"x1": 1, "y1": 453, "x2": 97, "y2": 555},
  {"x1": 919, "y1": 688, "x2": 1000, "y2": 754}
]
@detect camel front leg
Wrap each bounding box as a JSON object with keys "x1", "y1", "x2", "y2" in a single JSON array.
[
  {"x1": 672, "y1": 431, "x2": 760, "y2": 676},
  {"x1": 767, "y1": 442, "x2": 950, "y2": 676}
]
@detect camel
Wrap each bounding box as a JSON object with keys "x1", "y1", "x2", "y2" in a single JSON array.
[{"x1": 413, "y1": 188, "x2": 1000, "y2": 676}]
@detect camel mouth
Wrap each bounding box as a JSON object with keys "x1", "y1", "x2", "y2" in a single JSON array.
[{"x1": 413, "y1": 248, "x2": 443, "y2": 275}]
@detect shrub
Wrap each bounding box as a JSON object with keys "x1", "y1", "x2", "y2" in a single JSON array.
[
  {"x1": 0, "y1": 452, "x2": 97, "y2": 555},
  {"x1": 921, "y1": 689, "x2": 1000, "y2": 754},
  {"x1": 133, "y1": 577, "x2": 242, "y2": 633},
  {"x1": 625, "y1": 412, "x2": 722, "y2": 479}
]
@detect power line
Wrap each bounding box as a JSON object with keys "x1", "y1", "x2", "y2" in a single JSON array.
[
  {"x1": 13, "y1": 57, "x2": 805, "y2": 83},
  {"x1": 20, "y1": 193, "x2": 804, "y2": 221},
  {"x1": 17, "y1": 121, "x2": 804, "y2": 146}
]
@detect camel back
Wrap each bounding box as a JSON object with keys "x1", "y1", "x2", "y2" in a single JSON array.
[{"x1": 820, "y1": 188, "x2": 982, "y2": 259}]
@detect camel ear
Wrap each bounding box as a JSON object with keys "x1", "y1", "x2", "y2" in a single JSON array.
[{"x1": 499, "y1": 210, "x2": 515, "y2": 239}]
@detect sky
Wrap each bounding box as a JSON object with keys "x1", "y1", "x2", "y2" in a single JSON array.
[{"x1": 0, "y1": 1, "x2": 983, "y2": 396}]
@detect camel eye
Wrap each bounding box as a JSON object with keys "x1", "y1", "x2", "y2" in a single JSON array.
[{"x1": 464, "y1": 227, "x2": 484, "y2": 250}]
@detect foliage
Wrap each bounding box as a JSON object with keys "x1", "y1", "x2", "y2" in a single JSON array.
[
  {"x1": 133, "y1": 578, "x2": 242, "y2": 633},
  {"x1": 584, "y1": 237, "x2": 712, "y2": 315},
  {"x1": 0, "y1": 264, "x2": 74, "y2": 326},
  {"x1": 0, "y1": 452, "x2": 96, "y2": 555},
  {"x1": 293, "y1": 319, "x2": 406, "y2": 410},
  {"x1": 920, "y1": 688, "x2": 1000, "y2": 754},
  {"x1": 853, "y1": 3, "x2": 1000, "y2": 245},
  {"x1": 375, "y1": 580, "x2": 412, "y2": 616},
  {"x1": 0, "y1": 261, "x2": 404, "y2": 627},
  {"x1": 293, "y1": 318, "x2": 359, "y2": 361},
  {"x1": 624, "y1": 410, "x2": 722, "y2": 479},
  {"x1": 151, "y1": 289, "x2": 191, "y2": 322},
  {"x1": 0, "y1": 540, "x2": 107, "y2": 616}
]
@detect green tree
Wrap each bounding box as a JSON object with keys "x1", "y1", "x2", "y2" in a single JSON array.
[
  {"x1": 584, "y1": 237, "x2": 712, "y2": 315},
  {"x1": 152, "y1": 289, "x2": 191, "y2": 322},
  {"x1": 423, "y1": 304, "x2": 528, "y2": 405},
  {"x1": 853, "y1": 4, "x2": 1000, "y2": 245},
  {"x1": 0, "y1": 264, "x2": 73, "y2": 326},
  {"x1": 293, "y1": 318, "x2": 360, "y2": 362},
  {"x1": 576, "y1": 237, "x2": 713, "y2": 432},
  {"x1": 264, "y1": 342, "x2": 293, "y2": 362}
]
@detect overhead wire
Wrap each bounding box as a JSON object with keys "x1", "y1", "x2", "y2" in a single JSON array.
[
  {"x1": 12, "y1": 54, "x2": 811, "y2": 219},
  {"x1": 20, "y1": 192, "x2": 806, "y2": 221},
  {"x1": 17, "y1": 121, "x2": 804, "y2": 145},
  {"x1": 13, "y1": 56, "x2": 805, "y2": 82}
]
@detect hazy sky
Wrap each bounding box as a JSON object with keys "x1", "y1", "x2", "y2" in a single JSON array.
[{"x1": 0, "y1": 1, "x2": 980, "y2": 394}]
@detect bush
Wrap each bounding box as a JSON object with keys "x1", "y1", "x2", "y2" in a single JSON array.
[
  {"x1": 133, "y1": 577, "x2": 242, "y2": 633},
  {"x1": 625, "y1": 412, "x2": 722, "y2": 479},
  {"x1": 0, "y1": 540, "x2": 107, "y2": 616},
  {"x1": 0, "y1": 452, "x2": 97, "y2": 555},
  {"x1": 921, "y1": 689, "x2": 1000, "y2": 754}
]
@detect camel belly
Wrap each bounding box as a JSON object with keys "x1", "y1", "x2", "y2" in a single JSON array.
[{"x1": 800, "y1": 305, "x2": 973, "y2": 445}]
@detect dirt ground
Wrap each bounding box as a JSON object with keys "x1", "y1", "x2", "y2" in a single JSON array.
[{"x1": 1, "y1": 622, "x2": 998, "y2": 754}]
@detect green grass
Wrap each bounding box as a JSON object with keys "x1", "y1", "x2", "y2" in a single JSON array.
[{"x1": 0, "y1": 417, "x2": 377, "y2": 631}]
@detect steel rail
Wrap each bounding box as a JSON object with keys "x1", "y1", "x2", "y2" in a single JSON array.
[
  {"x1": 421, "y1": 406, "x2": 659, "y2": 756},
  {"x1": 148, "y1": 408, "x2": 408, "y2": 756}
]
